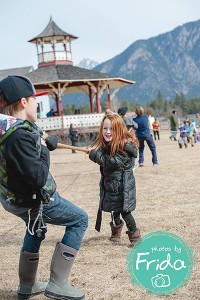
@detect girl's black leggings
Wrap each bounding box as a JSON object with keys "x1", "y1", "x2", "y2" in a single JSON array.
[{"x1": 112, "y1": 211, "x2": 137, "y2": 232}]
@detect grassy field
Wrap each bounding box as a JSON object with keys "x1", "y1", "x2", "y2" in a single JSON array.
[{"x1": 0, "y1": 130, "x2": 199, "y2": 300}]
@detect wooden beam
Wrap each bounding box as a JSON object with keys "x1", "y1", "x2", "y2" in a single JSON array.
[
  {"x1": 106, "y1": 85, "x2": 111, "y2": 109},
  {"x1": 57, "y1": 83, "x2": 63, "y2": 117},
  {"x1": 89, "y1": 86, "x2": 94, "y2": 113},
  {"x1": 95, "y1": 82, "x2": 101, "y2": 113}
]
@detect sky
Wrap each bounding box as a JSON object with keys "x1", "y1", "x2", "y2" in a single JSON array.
[{"x1": 1, "y1": 0, "x2": 200, "y2": 70}]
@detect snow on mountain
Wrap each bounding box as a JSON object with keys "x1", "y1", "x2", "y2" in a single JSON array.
[{"x1": 76, "y1": 58, "x2": 99, "y2": 70}]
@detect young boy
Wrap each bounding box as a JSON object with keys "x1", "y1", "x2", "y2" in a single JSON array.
[
  {"x1": 178, "y1": 121, "x2": 188, "y2": 148},
  {"x1": 0, "y1": 75, "x2": 88, "y2": 300}
]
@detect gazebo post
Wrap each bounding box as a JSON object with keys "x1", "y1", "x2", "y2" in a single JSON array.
[
  {"x1": 89, "y1": 86, "x2": 94, "y2": 113},
  {"x1": 55, "y1": 94, "x2": 59, "y2": 112},
  {"x1": 57, "y1": 83, "x2": 63, "y2": 116},
  {"x1": 107, "y1": 85, "x2": 111, "y2": 109},
  {"x1": 95, "y1": 82, "x2": 101, "y2": 113}
]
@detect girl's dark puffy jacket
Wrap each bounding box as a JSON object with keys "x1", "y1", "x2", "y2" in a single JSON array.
[{"x1": 89, "y1": 142, "x2": 137, "y2": 214}]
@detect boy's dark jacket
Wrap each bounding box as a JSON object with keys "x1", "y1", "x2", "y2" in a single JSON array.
[
  {"x1": 0, "y1": 114, "x2": 56, "y2": 207},
  {"x1": 89, "y1": 142, "x2": 137, "y2": 230}
]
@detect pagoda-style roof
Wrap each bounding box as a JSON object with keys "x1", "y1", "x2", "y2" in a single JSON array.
[
  {"x1": 0, "y1": 66, "x2": 33, "y2": 81},
  {"x1": 26, "y1": 65, "x2": 135, "y2": 94},
  {"x1": 28, "y1": 17, "x2": 78, "y2": 44}
]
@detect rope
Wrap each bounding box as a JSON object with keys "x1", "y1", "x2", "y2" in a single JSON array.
[{"x1": 27, "y1": 202, "x2": 47, "y2": 237}]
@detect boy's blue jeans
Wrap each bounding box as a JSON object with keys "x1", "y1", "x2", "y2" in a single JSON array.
[
  {"x1": 18, "y1": 191, "x2": 88, "y2": 253},
  {"x1": 138, "y1": 134, "x2": 158, "y2": 165}
]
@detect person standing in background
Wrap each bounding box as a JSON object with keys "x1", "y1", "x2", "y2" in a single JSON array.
[
  {"x1": 195, "y1": 113, "x2": 200, "y2": 128},
  {"x1": 118, "y1": 106, "x2": 138, "y2": 134},
  {"x1": 191, "y1": 117, "x2": 198, "y2": 143},
  {"x1": 69, "y1": 123, "x2": 79, "y2": 153},
  {"x1": 152, "y1": 118, "x2": 161, "y2": 140},
  {"x1": 185, "y1": 120, "x2": 194, "y2": 147},
  {"x1": 169, "y1": 110, "x2": 179, "y2": 141},
  {"x1": 134, "y1": 105, "x2": 158, "y2": 167},
  {"x1": 118, "y1": 107, "x2": 138, "y2": 169}
]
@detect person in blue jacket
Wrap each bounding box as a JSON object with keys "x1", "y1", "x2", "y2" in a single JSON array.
[{"x1": 134, "y1": 105, "x2": 158, "y2": 167}]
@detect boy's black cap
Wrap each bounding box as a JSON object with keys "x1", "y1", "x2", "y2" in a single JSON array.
[
  {"x1": 0, "y1": 75, "x2": 48, "y2": 106},
  {"x1": 118, "y1": 106, "x2": 128, "y2": 116}
]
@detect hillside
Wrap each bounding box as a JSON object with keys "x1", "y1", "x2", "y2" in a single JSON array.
[
  {"x1": 94, "y1": 19, "x2": 200, "y2": 104},
  {"x1": 61, "y1": 19, "x2": 200, "y2": 106}
]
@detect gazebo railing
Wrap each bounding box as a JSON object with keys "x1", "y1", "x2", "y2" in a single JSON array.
[
  {"x1": 38, "y1": 51, "x2": 72, "y2": 63},
  {"x1": 36, "y1": 113, "x2": 104, "y2": 131}
]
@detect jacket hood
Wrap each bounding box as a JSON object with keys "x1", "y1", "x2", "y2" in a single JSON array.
[
  {"x1": 0, "y1": 113, "x2": 18, "y2": 138},
  {"x1": 0, "y1": 114, "x2": 32, "y2": 144}
]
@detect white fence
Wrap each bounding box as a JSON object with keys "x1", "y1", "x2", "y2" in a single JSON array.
[
  {"x1": 38, "y1": 51, "x2": 72, "y2": 64},
  {"x1": 36, "y1": 113, "x2": 105, "y2": 131}
]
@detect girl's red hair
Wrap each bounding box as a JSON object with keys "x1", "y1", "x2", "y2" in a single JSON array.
[{"x1": 91, "y1": 113, "x2": 139, "y2": 156}]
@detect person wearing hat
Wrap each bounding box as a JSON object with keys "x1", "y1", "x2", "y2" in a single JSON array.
[
  {"x1": 118, "y1": 106, "x2": 138, "y2": 132},
  {"x1": 0, "y1": 75, "x2": 88, "y2": 300},
  {"x1": 118, "y1": 107, "x2": 139, "y2": 170}
]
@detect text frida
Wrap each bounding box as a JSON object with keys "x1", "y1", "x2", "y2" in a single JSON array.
[{"x1": 136, "y1": 252, "x2": 187, "y2": 271}]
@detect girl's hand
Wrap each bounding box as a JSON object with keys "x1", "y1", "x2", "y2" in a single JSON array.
[
  {"x1": 86, "y1": 146, "x2": 95, "y2": 154},
  {"x1": 86, "y1": 147, "x2": 91, "y2": 154}
]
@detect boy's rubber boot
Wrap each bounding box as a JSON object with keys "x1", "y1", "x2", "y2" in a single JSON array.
[
  {"x1": 17, "y1": 250, "x2": 47, "y2": 300},
  {"x1": 126, "y1": 228, "x2": 141, "y2": 247},
  {"x1": 109, "y1": 220, "x2": 124, "y2": 242},
  {"x1": 44, "y1": 242, "x2": 85, "y2": 300}
]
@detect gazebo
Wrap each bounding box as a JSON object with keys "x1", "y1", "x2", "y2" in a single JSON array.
[{"x1": 27, "y1": 17, "x2": 135, "y2": 116}]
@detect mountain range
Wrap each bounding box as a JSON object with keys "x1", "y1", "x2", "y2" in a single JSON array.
[
  {"x1": 93, "y1": 19, "x2": 200, "y2": 104},
  {"x1": 62, "y1": 19, "x2": 200, "y2": 106}
]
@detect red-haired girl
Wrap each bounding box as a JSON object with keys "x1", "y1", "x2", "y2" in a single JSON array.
[{"x1": 88, "y1": 113, "x2": 141, "y2": 246}]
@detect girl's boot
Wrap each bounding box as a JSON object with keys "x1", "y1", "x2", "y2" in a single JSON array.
[
  {"x1": 17, "y1": 250, "x2": 47, "y2": 300},
  {"x1": 126, "y1": 229, "x2": 141, "y2": 247},
  {"x1": 109, "y1": 220, "x2": 124, "y2": 242},
  {"x1": 44, "y1": 242, "x2": 85, "y2": 300}
]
